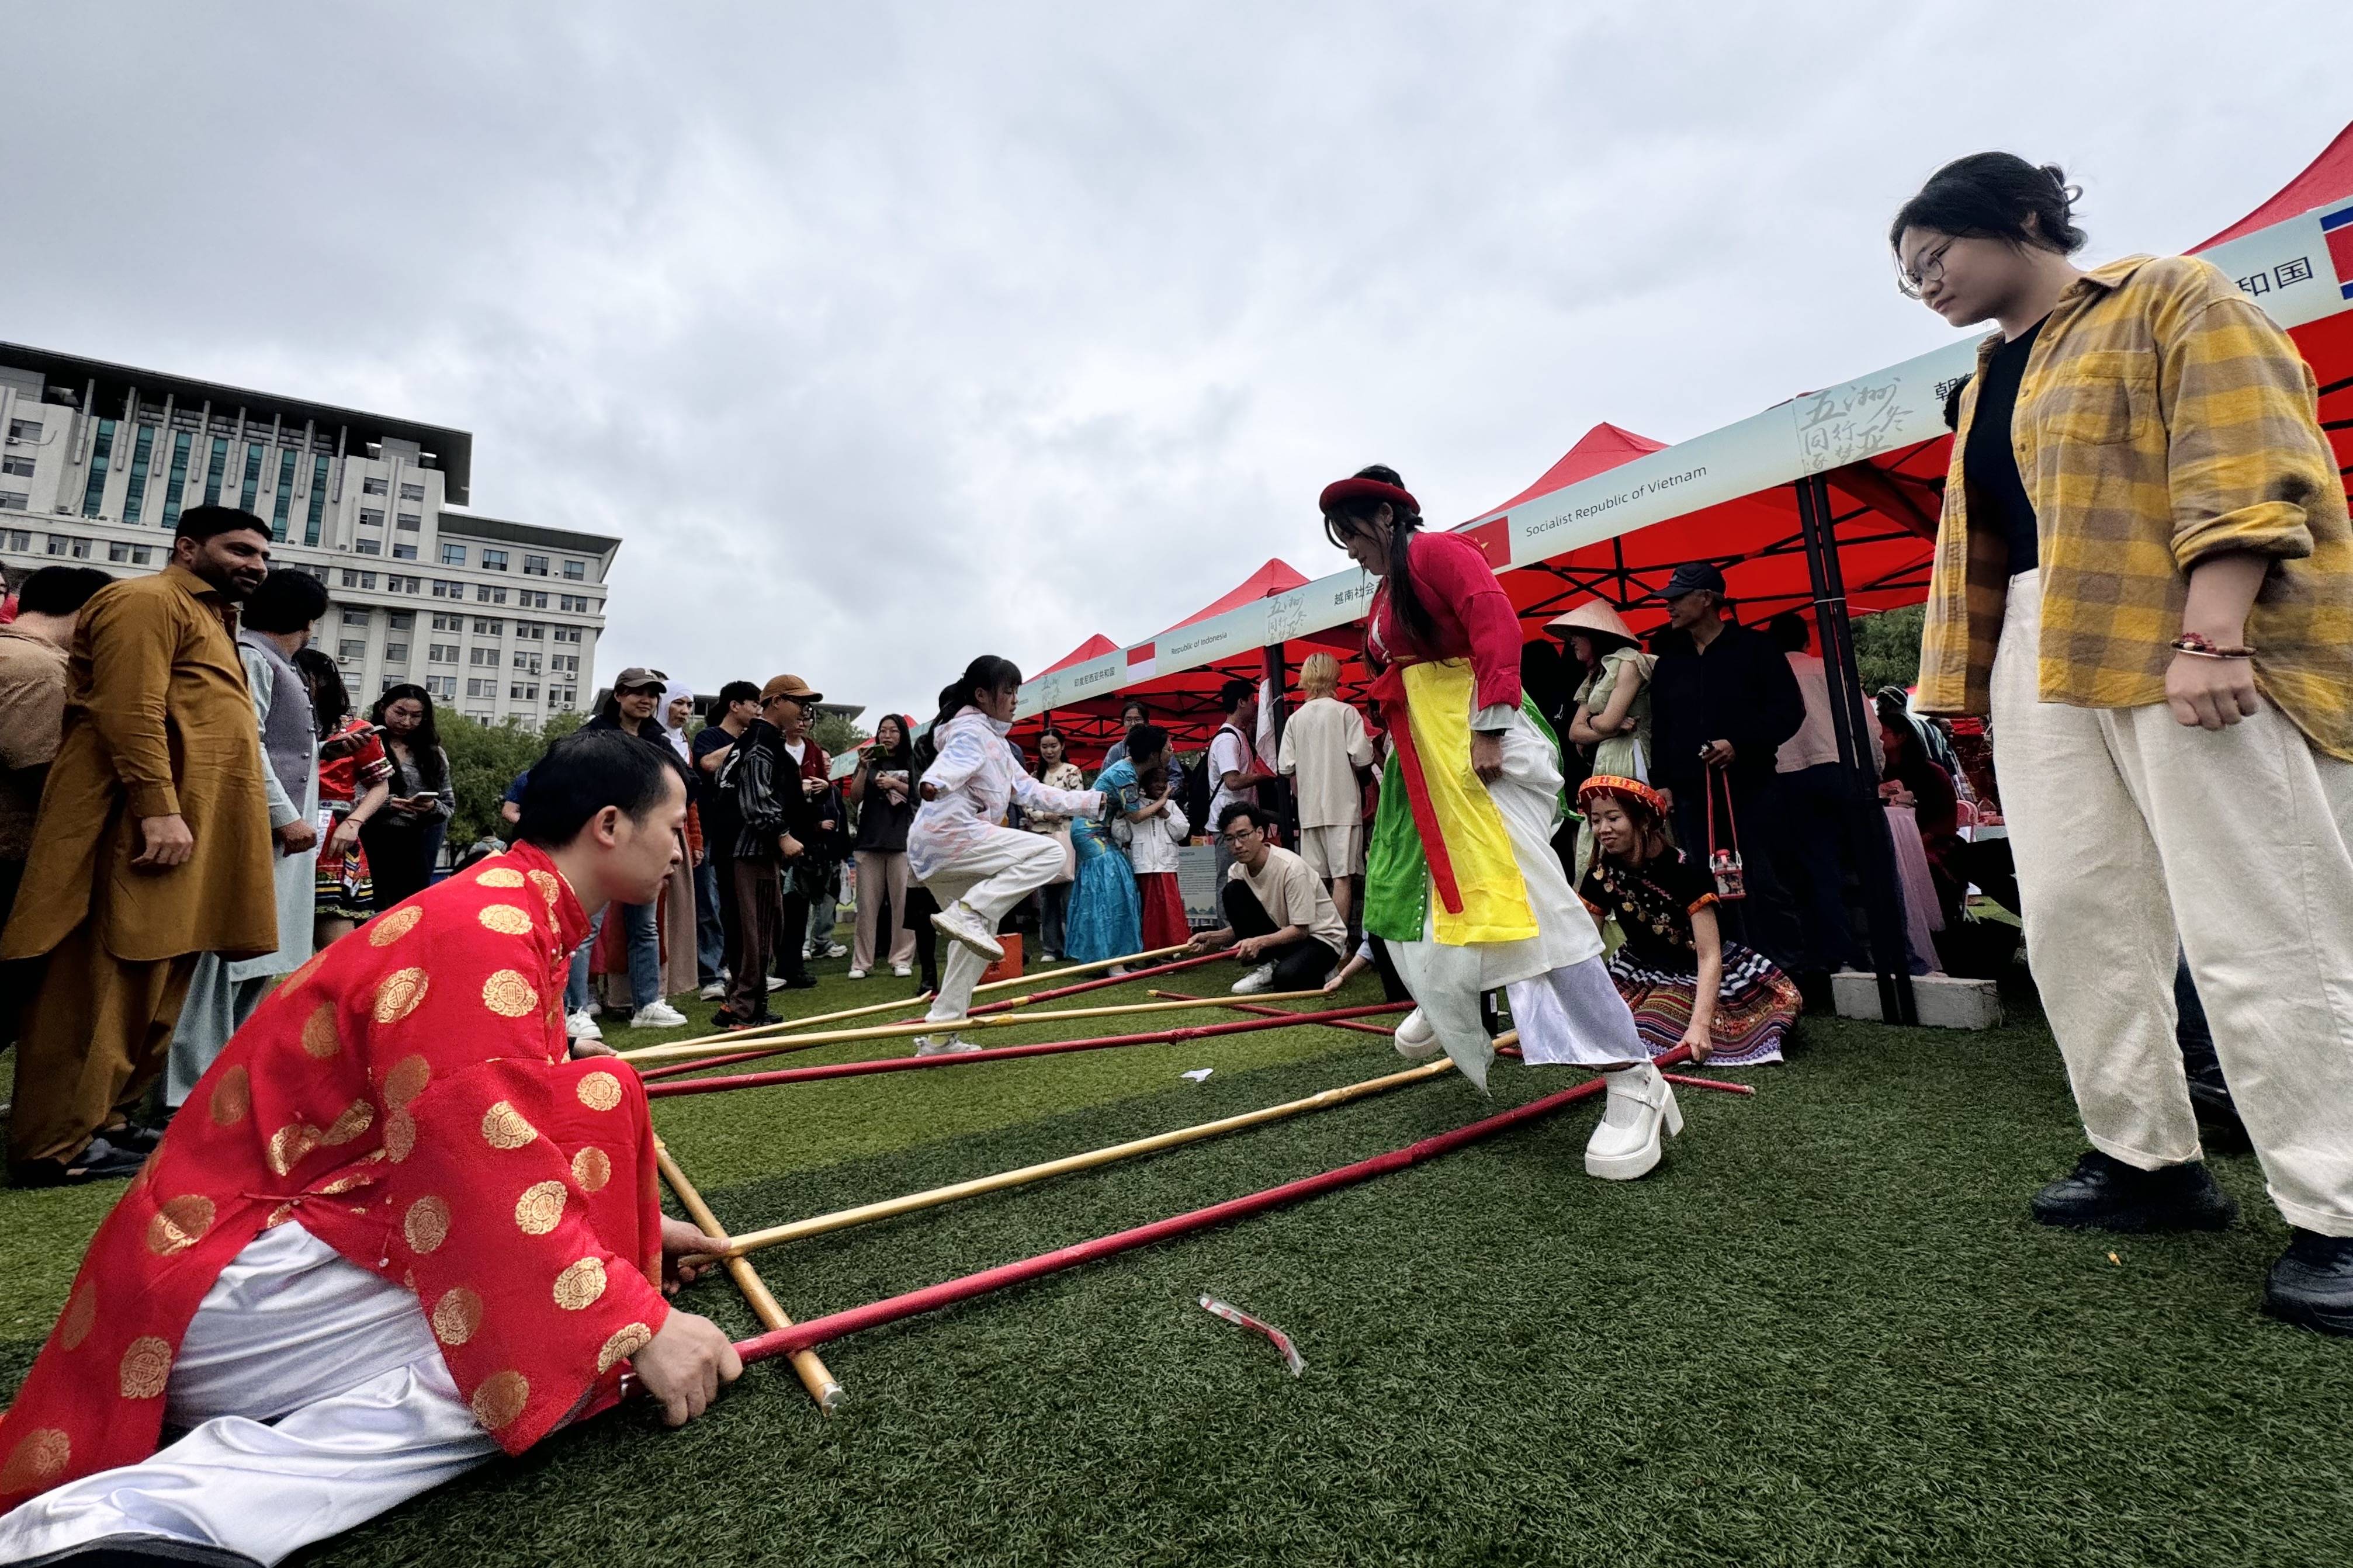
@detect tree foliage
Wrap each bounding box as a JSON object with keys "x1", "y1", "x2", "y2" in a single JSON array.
[
  {"x1": 441, "y1": 709, "x2": 585, "y2": 846},
  {"x1": 1850, "y1": 604, "x2": 1925, "y2": 696},
  {"x1": 810, "y1": 711, "x2": 871, "y2": 761}
]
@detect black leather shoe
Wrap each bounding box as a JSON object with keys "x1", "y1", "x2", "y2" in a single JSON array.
[
  {"x1": 778, "y1": 974, "x2": 819, "y2": 990},
  {"x1": 2029, "y1": 1150, "x2": 2238, "y2": 1232},
  {"x1": 2264, "y1": 1229, "x2": 2353, "y2": 1336},
  {"x1": 2185, "y1": 1076, "x2": 2251, "y2": 1156}
]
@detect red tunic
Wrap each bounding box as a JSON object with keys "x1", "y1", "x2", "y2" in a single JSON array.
[{"x1": 0, "y1": 843, "x2": 672, "y2": 1511}]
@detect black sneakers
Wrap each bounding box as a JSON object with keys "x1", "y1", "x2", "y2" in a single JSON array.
[
  {"x1": 2264, "y1": 1230, "x2": 2353, "y2": 1337},
  {"x1": 2029, "y1": 1150, "x2": 2238, "y2": 1232}
]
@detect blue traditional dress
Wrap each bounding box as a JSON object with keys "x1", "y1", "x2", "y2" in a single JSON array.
[{"x1": 1063, "y1": 759, "x2": 1145, "y2": 962}]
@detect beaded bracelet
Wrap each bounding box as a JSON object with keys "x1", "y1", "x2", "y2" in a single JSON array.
[{"x1": 2170, "y1": 633, "x2": 2255, "y2": 660}]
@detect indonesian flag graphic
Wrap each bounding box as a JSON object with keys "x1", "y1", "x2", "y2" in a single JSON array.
[{"x1": 1126, "y1": 641, "x2": 1156, "y2": 682}]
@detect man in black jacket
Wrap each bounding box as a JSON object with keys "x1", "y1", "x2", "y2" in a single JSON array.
[
  {"x1": 716, "y1": 676, "x2": 822, "y2": 1027},
  {"x1": 1648, "y1": 562, "x2": 1807, "y2": 967}
]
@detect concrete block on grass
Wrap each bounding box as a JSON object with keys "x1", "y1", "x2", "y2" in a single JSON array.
[{"x1": 1832, "y1": 970, "x2": 2003, "y2": 1031}]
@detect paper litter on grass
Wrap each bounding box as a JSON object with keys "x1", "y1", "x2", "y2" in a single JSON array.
[
  {"x1": 1180, "y1": 1068, "x2": 1214, "y2": 1082},
  {"x1": 1199, "y1": 1293, "x2": 1305, "y2": 1376}
]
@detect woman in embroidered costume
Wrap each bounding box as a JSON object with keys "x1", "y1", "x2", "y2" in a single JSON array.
[
  {"x1": 1576, "y1": 775, "x2": 1800, "y2": 1067},
  {"x1": 1325, "y1": 466, "x2": 1680, "y2": 1179}
]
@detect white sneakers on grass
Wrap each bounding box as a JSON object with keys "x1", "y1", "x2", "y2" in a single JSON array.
[
  {"x1": 631, "y1": 1000, "x2": 689, "y2": 1029},
  {"x1": 913, "y1": 1034, "x2": 985, "y2": 1057},
  {"x1": 1583, "y1": 1061, "x2": 1682, "y2": 1181},
  {"x1": 565, "y1": 1008, "x2": 603, "y2": 1043},
  {"x1": 847, "y1": 968, "x2": 869, "y2": 980},
  {"x1": 931, "y1": 901, "x2": 1004, "y2": 962},
  {"x1": 697, "y1": 980, "x2": 726, "y2": 1001},
  {"x1": 1231, "y1": 963, "x2": 1277, "y2": 995},
  {"x1": 892, "y1": 964, "x2": 913, "y2": 979}
]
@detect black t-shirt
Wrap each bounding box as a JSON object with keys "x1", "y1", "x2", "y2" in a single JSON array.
[
  {"x1": 1578, "y1": 849, "x2": 1718, "y2": 976},
  {"x1": 1962, "y1": 317, "x2": 2046, "y2": 577},
  {"x1": 691, "y1": 724, "x2": 743, "y2": 846},
  {"x1": 853, "y1": 759, "x2": 916, "y2": 854}
]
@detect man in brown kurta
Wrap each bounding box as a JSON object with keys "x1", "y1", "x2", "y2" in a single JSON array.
[{"x1": 2, "y1": 507, "x2": 278, "y2": 1184}]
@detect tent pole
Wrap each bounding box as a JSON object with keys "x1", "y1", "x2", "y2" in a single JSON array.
[
  {"x1": 1794, "y1": 473, "x2": 1918, "y2": 1026},
  {"x1": 1262, "y1": 641, "x2": 1293, "y2": 843}
]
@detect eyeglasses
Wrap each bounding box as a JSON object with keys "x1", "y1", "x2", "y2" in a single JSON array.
[
  {"x1": 1218, "y1": 826, "x2": 1263, "y2": 847},
  {"x1": 1896, "y1": 237, "x2": 1956, "y2": 299}
]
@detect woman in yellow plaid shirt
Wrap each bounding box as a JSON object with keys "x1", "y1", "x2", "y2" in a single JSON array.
[{"x1": 1894, "y1": 152, "x2": 2353, "y2": 1337}]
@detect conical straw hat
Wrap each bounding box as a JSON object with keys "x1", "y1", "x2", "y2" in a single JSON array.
[{"x1": 1544, "y1": 601, "x2": 1638, "y2": 645}]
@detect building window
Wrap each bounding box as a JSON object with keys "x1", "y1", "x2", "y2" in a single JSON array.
[
  {"x1": 431, "y1": 613, "x2": 462, "y2": 632},
  {"x1": 476, "y1": 585, "x2": 507, "y2": 605},
  {"x1": 47, "y1": 535, "x2": 91, "y2": 558},
  {"x1": 522, "y1": 554, "x2": 548, "y2": 576},
  {"x1": 304, "y1": 454, "x2": 330, "y2": 546},
  {"x1": 439, "y1": 543, "x2": 465, "y2": 566},
  {"x1": 341, "y1": 609, "x2": 369, "y2": 627},
  {"x1": 6, "y1": 418, "x2": 42, "y2": 442},
  {"x1": 562, "y1": 559, "x2": 585, "y2": 580},
  {"x1": 426, "y1": 675, "x2": 456, "y2": 698},
  {"x1": 391, "y1": 542, "x2": 417, "y2": 560},
  {"x1": 511, "y1": 651, "x2": 540, "y2": 672},
  {"x1": 429, "y1": 643, "x2": 459, "y2": 662},
  {"x1": 467, "y1": 678, "x2": 493, "y2": 698},
  {"x1": 162, "y1": 430, "x2": 193, "y2": 529},
  {"x1": 399, "y1": 482, "x2": 425, "y2": 501},
  {"x1": 467, "y1": 710, "x2": 493, "y2": 723},
  {"x1": 271, "y1": 447, "x2": 298, "y2": 539},
  {"x1": 238, "y1": 443, "x2": 265, "y2": 512},
  {"x1": 470, "y1": 648, "x2": 498, "y2": 667},
  {"x1": 515, "y1": 622, "x2": 543, "y2": 640},
  {"x1": 480, "y1": 549, "x2": 508, "y2": 571},
  {"x1": 0, "y1": 491, "x2": 27, "y2": 513},
  {"x1": 355, "y1": 538, "x2": 382, "y2": 556},
  {"x1": 1, "y1": 455, "x2": 32, "y2": 477},
  {"x1": 431, "y1": 578, "x2": 462, "y2": 598},
  {"x1": 359, "y1": 508, "x2": 384, "y2": 528},
  {"x1": 472, "y1": 618, "x2": 504, "y2": 635},
  {"x1": 355, "y1": 571, "x2": 378, "y2": 589},
  {"x1": 82, "y1": 419, "x2": 117, "y2": 518},
  {"x1": 387, "y1": 610, "x2": 413, "y2": 629},
  {"x1": 4, "y1": 528, "x2": 30, "y2": 549},
  {"x1": 362, "y1": 477, "x2": 387, "y2": 495},
  {"x1": 203, "y1": 435, "x2": 228, "y2": 505},
  {"x1": 106, "y1": 541, "x2": 151, "y2": 564},
  {"x1": 118, "y1": 425, "x2": 158, "y2": 525},
  {"x1": 339, "y1": 639, "x2": 366, "y2": 660},
  {"x1": 510, "y1": 683, "x2": 538, "y2": 700},
  {"x1": 396, "y1": 512, "x2": 421, "y2": 531},
  {"x1": 553, "y1": 627, "x2": 582, "y2": 644},
  {"x1": 340, "y1": 570, "x2": 358, "y2": 587},
  {"x1": 384, "y1": 643, "x2": 409, "y2": 664}
]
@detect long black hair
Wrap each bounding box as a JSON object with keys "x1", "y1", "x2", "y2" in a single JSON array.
[
  {"x1": 370, "y1": 682, "x2": 447, "y2": 789},
  {"x1": 1888, "y1": 153, "x2": 2085, "y2": 259},
  {"x1": 1030, "y1": 727, "x2": 1068, "y2": 779},
  {"x1": 1322, "y1": 463, "x2": 1440, "y2": 662},
  {"x1": 293, "y1": 647, "x2": 351, "y2": 738},
  {"x1": 867, "y1": 712, "x2": 914, "y2": 771},
  {"x1": 916, "y1": 655, "x2": 1023, "y2": 767}
]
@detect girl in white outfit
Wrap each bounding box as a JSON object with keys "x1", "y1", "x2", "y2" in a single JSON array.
[{"x1": 909, "y1": 655, "x2": 1107, "y2": 1054}]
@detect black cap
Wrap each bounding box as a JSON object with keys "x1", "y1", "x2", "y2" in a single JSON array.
[{"x1": 1660, "y1": 561, "x2": 1726, "y2": 602}]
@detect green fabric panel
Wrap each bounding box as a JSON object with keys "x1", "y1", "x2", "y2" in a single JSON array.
[{"x1": 1360, "y1": 747, "x2": 1427, "y2": 943}]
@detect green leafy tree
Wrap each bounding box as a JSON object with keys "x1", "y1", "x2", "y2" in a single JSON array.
[
  {"x1": 1850, "y1": 604, "x2": 1925, "y2": 696},
  {"x1": 439, "y1": 709, "x2": 585, "y2": 847},
  {"x1": 810, "y1": 711, "x2": 870, "y2": 761}
]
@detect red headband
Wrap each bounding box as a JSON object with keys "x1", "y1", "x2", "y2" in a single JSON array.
[{"x1": 1319, "y1": 477, "x2": 1419, "y2": 516}]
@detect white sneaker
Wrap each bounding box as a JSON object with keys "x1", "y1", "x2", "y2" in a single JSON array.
[
  {"x1": 1583, "y1": 1062, "x2": 1683, "y2": 1181},
  {"x1": 630, "y1": 1000, "x2": 689, "y2": 1029},
  {"x1": 1231, "y1": 963, "x2": 1277, "y2": 995},
  {"x1": 847, "y1": 968, "x2": 868, "y2": 980},
  {"x1": 931, "y1": 902, "x2": 1005, "y2": 962},
  {"x1": 766, "y1": 975, "x2": 787, "y2": 992},
  {"x1": 697, "y1": 981, "x2": 726, "y2": 1001},
  {"x1": 823, "y1": 942, "x2": 848, "y2": 959},
  {"x1": 1392, "y1": 1007, "x2": 1442, "y2": 1063},
  {"x1": 565, "y1": 1008, "x2": 604, "y2": 1043},
  {"x1": 913, "y1": 1034, "x2": 986, "y2": 1057},
  {"x1": 892, "y1": 964, "x2": 913, "y2": 978}
]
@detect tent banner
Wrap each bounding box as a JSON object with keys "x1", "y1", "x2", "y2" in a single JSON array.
[{"x1": 1016, "y1": 199, "x2": 2353, "y2": 721}]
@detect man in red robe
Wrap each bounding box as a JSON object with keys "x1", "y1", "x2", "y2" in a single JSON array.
[{"x1": 0, "y1": 729, "x2": 741, "y2": 1565}]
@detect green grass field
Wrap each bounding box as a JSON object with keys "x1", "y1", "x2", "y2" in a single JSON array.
[{"x1": 5, "y1": 950, "x2": 2350, "y2": 1567}]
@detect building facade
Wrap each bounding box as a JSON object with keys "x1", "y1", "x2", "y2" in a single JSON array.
[{"x1": 0, "y1": 342, "x2": 615, "y2": 726}]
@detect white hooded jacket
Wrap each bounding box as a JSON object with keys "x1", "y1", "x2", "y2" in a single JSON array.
[{"x1": 909, "y1": 707, "x2": 1103, "y2": 882}]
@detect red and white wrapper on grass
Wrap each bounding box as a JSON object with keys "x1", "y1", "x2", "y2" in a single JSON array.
[{"x1": 1198, "y1": 1294, "x2": 1305, "y2": 1378}]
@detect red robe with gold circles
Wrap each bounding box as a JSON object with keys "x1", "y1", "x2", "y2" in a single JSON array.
[{"x1": 0, "y1": 842, "x2": 673, "y2": 1512}]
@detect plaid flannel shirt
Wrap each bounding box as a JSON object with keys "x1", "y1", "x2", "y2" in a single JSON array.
[{"x1": 1916, "y1": 254, "x2": 2353, "y2": 760}]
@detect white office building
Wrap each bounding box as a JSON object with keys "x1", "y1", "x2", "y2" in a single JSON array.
[{"x1": 0, "y1": 342, "x2": 616, "y2": 726}]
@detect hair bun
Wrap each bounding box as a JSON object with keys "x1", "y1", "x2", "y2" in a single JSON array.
[
  {"x1": 2036, "y1": 163, "x2": 2082, "y2": 205},
  {"x1": 1353, "y1": 463, "x2": 1406, "y2": 489}
]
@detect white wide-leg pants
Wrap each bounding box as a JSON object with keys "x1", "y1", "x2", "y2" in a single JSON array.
[
  {"x1": 920, "y1": 827, "x2": 1070, "y2": 1024},
  {"x1": 1993, "y1": 569, "x2": 2353, "y2": 1234},
  {"x1": 0, "y1": 1223, "x2": 499, "y2": 1567}
]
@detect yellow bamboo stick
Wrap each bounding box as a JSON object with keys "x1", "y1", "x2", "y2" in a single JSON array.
[
  {"x1": 699, "y1": 1056, "x2": 1458, "y2": 1260},
  {"x1": 656, "y1": 1142, "x2": 845, "y2": 1413},
  {"x1": 968, "y1": 943, "x2": 1190, "y2": 996},
  {"x1": 620, "y1": 989, "x2": 1336, "y2": 1065}
]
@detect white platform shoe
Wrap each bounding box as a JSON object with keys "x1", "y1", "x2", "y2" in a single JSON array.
[
  {"x1": 1392, "y1": 1007, "x2": 1443, "y2": 1063},
  {"x1": 1583, "y1": 1061, "x2": 1682, "y2": 1180}
]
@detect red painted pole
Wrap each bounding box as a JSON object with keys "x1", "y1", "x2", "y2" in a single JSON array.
[
  {"x1": 725, "y1": 1046, "x2": 1693, "y2": 1367},
  {"x1": 1491, "y1": 1042, "x2": 1755, "y2": 1096},
  {"x1": 641, "y1": 1001, "x2": 1416, "y2": 1098},
  {"x1": 1155, "y1": 988, "x2": 1400, "y2": 1039}
]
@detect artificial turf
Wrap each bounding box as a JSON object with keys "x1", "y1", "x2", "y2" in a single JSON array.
[{"x1": 5, "y1": 951, "x2": 2350, "y2": 1567}]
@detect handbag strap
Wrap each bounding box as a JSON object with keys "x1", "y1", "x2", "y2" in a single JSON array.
[{"x1": 1704, "y1": 764, "x2": 1738, "y2": 856}]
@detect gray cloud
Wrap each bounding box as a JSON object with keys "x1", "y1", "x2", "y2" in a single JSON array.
[{"x1": 9, "y1": 2, "x2": 2348, "y2": 719}]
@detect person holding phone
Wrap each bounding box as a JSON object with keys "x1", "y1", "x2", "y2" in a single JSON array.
[{"x1": 359, "y1": 684, "x2": 454, "y2": 911}]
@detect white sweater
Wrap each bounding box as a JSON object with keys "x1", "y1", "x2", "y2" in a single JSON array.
[{"x1": 909, "y1": 709, "x2": 1102, "y2": 881}]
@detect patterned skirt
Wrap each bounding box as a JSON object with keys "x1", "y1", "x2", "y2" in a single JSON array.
[
  {"x1": 313, "y1": 809, "x2": 375, "y2": 924},
  {"x1": 1606, "y1": 941, "x2": 1798, "y2": 1067}
]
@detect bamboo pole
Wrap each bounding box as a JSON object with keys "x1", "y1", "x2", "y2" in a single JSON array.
[
  {"x1": 642, "y1": 1001, "x2": 1416, "y2": 1098},
  {"x1": 966, "y1": 951, "x2": 1223, "y2": 1016},
  {"x1": 637, "y1": 988, "x2": 940, "y2": 1059},
  {"x1": 721, "y1": 1040, "x2": 1701, "y2": 1369},
  {"x1": 620, "y1": 990, "x2": 1337, "y2": 1066},
  {"x1": 701, "y1": 1057, "x2": 1457, "y2": 1260},
  {"x1": 654, "y1": 1142, "x2": 844, "y2": 1413},
  {"x1": 969, "y1": 943, "x2": 1190, "y2": 996},
  {"x1": 1152, "y1": 988, "x2": 1401, "y2": 1039},
  {"x1": 1489, "y1": 1041, "x2": 1756, "y2": 1096}
]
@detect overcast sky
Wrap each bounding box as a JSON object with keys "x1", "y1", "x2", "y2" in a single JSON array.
[{"x1": 11, "y1": 4, "x2": 2350, "y2": 721}]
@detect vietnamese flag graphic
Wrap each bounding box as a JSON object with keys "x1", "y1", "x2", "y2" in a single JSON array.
[{"x1": 1460, "y1": 516, "x2": 1512, "y2": 571}]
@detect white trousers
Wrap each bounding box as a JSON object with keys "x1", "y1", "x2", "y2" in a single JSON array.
[
  {"x1": 920, "y1": 827, "x2": 1069, "y2": 1024},
  {"x1": 0, "y1": 1223, "x2": 498, "y2": 1567},
  {"x1": 1993, "y1": 569, "x2": 2353, "y2": 1234},
  {"x1": 1393, "y1": 708, "x2": 1638, "y2": 1089}
]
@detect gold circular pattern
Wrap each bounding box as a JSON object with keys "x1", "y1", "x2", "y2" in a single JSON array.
[
  {"x1": 553, "y1": 1257, "x2": 607, "y2": 1311},
  {"x1": 58, "y1": 1283, "x2": 97, "y2": 1351},
  {"x1": 282, "y1": 949, "x2": 328, "y2": 994},
  {"x1": 480, "y1": 1101, "x2": 539, "y2": 1150},
  {"x1": 321, "y1": 1099, "x2": 375, "y2": 1147},
  {"x1": 476, "y1": 867, "x2": 526, "y2": 889},
  {"x1": 300, "y1": 1002, "x2": 341, "y2": 1060},
  {"x1": 404, "y1": 1195, "x2": 452, "y2": 1254},
  {"x1": 527, "y1": 869, "x2": 562, "y2": 910},
  {"x1": 432, "y1": 1287, "x2": 484, "y2": 1347},
  {"x1": 597, "y1": 1323, "x2": 653, "y2": 1373},
  {"x1": 368, "y1": 906, "x2": 424, "y2": 946},
  {"x1": 266, "y1": 1122, "x2": 319, "y2": 1177},
  {"x1": 382, "y1": 1109, "x2": 418, "y2": 1163},
  {"x1": 372, "y1": 967, "x2": 431, "y2": 1025},
  {"x1": 384, "y1": 1054, "x2": 431, "y2": 1108},
  {"x1": 576, "y1": 1071, "x2": 623, "y2": 1112},
  {"x1": 571, "y1": 1147, "x2": 612, "y2": 1192},
  {"x1": 145, "y1": 1195, "x2": 216, "y2": 1256},
  {"x1": 514, "y1": 1180, "x2": 566, "y2": 1236},
  {"x1": 265, "y1": 1202, "x2": 296, "y2": 1229},
  {"x1": 0, "y1": 1428, "x2": 70, "y2": 1490},
  {"x1": 471, "y1": 1370, "x2": 531, "y2": 1431},
  {"x1": 482, "y1": 969, "x2": 539, "y2": 1018},
  {"x1": 207, "y1": 1063, "x2": 251, "y2": 1128},
  {"x1": 118, "y1": 1336, "x2": 172, "y2": 1400},
  {"x1": 477, "y1": 903, "x2": 533, "y2": 936}
]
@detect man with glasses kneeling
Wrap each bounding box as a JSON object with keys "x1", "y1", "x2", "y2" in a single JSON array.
[{"x1": 1187, "y1": 802, "x2": 1347, "y2": 995}]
